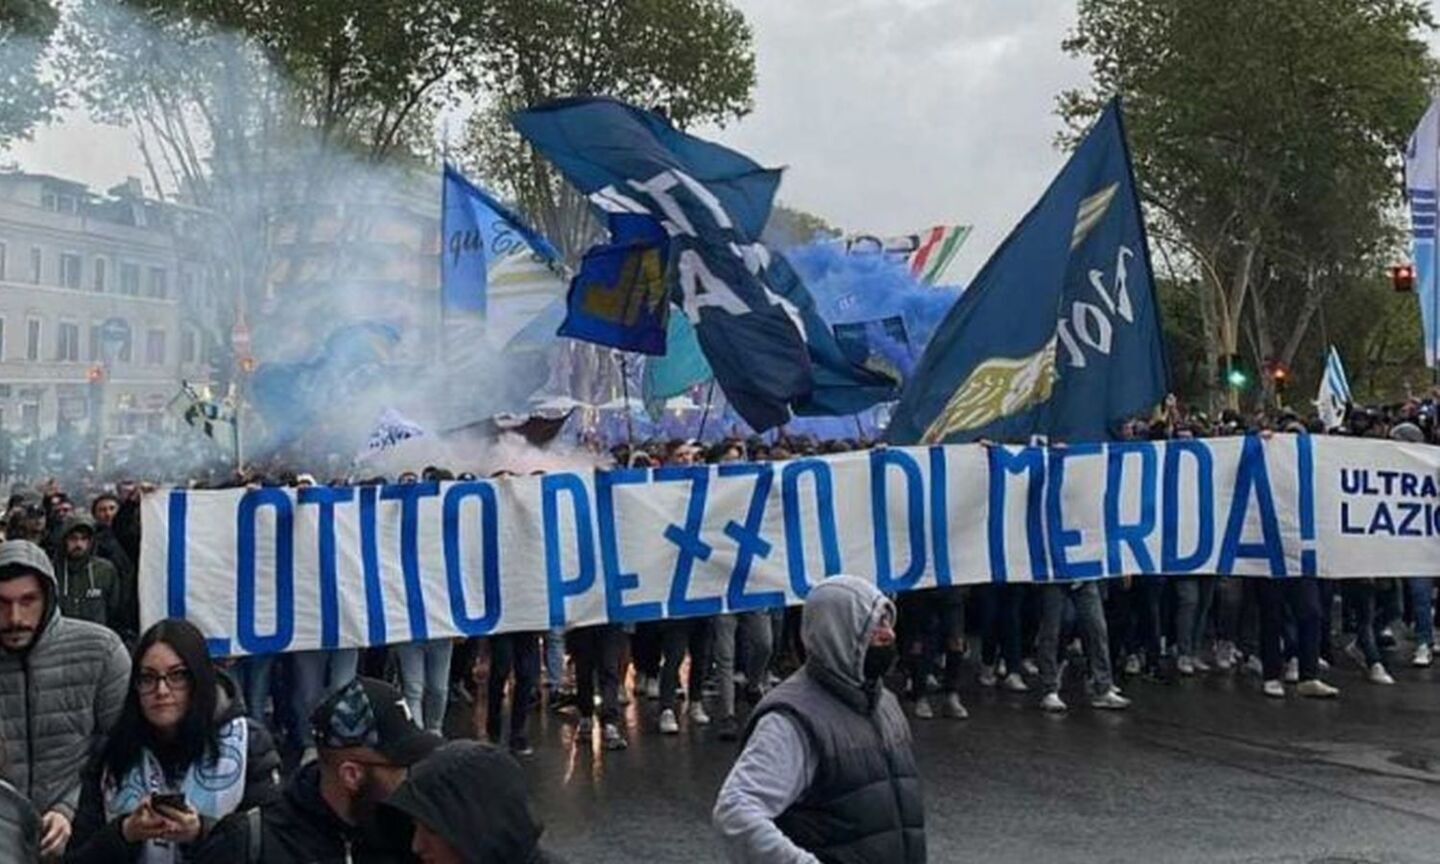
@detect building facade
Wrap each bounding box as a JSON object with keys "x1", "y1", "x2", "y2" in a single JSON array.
[{"x1": 0, "y1": 172, "x2": 212, "y2": 441}]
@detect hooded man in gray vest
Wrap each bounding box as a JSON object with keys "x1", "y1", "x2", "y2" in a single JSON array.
[{"x1": 713, "y1": 575, "x2": 925, "y2": 864}]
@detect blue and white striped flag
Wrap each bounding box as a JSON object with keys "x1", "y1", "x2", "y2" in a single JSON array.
[
  {"x1": 1405, "y1": 100, "x2": 1440, "y2": 367},
  {"x1": 1315, "y1": 345, "x2": 1352, "y2": 431}
]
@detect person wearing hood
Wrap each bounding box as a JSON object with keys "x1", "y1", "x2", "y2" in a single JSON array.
[
  {"x1": 194, "y1": 676, "x2": 441, "y2": 864},
  {"x1": 90, "y1": 493, "x2": 138, "y2": 636},
  {"x1": 52, "y1": 513, "x2": 128, "y2": 640},
  {"x1": 382, "y1": 740, "x2": 566, "y2": 864},
  {"x1": 713, "y1": 575, "x2": 925, "y2": 864},
  {"x1": 0, "y1": 539, "x2": 131, "y2": 860},
  {"x1": 65, "y1": 618, "x2": 281, "y2": 862}
]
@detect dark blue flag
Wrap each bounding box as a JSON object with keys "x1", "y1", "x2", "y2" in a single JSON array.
[
  {"x1": 887, "y1": 100, "x2": 1168, "y2": 445},
  {"x1": 558, "y1": 214, "x2": 670, "y2": 355},
  {"x1": 513, "y1": 97, "x2": 853, "y2": 430},
  {"x1": 833, "y1": 316, "x2": 914, "y2": 383},
  {"x1": 441, "y1": 163, "x2": 560, "y2": 316}
]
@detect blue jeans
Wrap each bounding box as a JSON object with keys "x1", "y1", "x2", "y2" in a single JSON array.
[
  {"x1": 291, "y1": 648, "x2": 360, "y2": 748},
  {"x1": 395, "y1": 639, "x2": 453, "y2": 733},
  {"x1": 1175, "y1": 577, "x2": 1216, "y2": 659},
  {"x1": 1038, "y1": 582, "x2": 1114, "y2": 696},
  {"x1": 1410, "y1": 578, "x2": 1434, "y2": 647},
  {"x1": 544, "y1": 627, "x2": 567, "y2": 691}
]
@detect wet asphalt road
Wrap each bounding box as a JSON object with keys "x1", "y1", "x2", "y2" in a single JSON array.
[{"x1": 448, "y1": 655, "x2": 1440, "y2": 863}]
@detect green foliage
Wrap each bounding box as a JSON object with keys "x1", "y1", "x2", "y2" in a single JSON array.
[
  {"x1": 0, "y1": 0, "x2": 60, "y2": 145},
  {"x1": 1062, "y1": 0, "x2": 1436, "y2": 412}
]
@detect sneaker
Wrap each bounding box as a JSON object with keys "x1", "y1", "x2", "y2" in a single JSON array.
[
  {"x1": 689, "y1": 702, "x2": 712, "y2": 725},
  {"x1": 1262, "y1": 679, "x2": 1285, "y2": 698},
  {"x1": 914, "y1": 696, "x2": 935, "y2": 719},
  {"x1": 1244, "y1": 655, "x2": 1263, "y2": 677},
  {"x1": 1215, "y1": 641, "x2": 1235, "y2": 670},
  {"x1": 1191, "y1": 657, "x2": 1211, "y2": 673},
  {"x1": 659, "y1": 708, "x2": 679, "y2": 734},
  {"x1": 942, "y1": 692, "x2": 968, "y2": 719},
  {"x1": 1123, "y1": 654, "x2": 1142, "y2": 676},
  {"x1": 1380, "y1": 627, "x2": 1397, "y2": 649},
  {"x1": 1318, "y1": 657, "x2": 1331, "y2": 672},
  {"x1": 577, "y1": 716, "x2": 593, "y2": 736},
  {"x1": 1368, "y1": 663, "x2": 1395, "y2": 685},
  {"x1": 1091, "y1": 690, "x2": 1130, "y2": 710},
  {"x1": 1297, "y1": 679, "x2": 1339, "y2": 699},
  {"x1": 1002, "y1": 672, "x2": 1030, "y2": 693},
  {"x1": 1177, "y1": 656, "x2": 1195, "y2": 676},
  {"x1": 1040, "y1": 692, "x2": 1068, "y2": 713},
  {"x1": 717, "y1": 715, "x2": 740, "y2": 742},
  {"x1": 977, "y1": 665, "x2": 998, "y2": 688},
  {"x1": 602, "y1": 722, "x2": 628, "y2": 750},
  {"x1": 1021, "y1": 658, "x2": 1040, "y2": 676},
  {"x1": 1414, "y1": 644, "x2": 1433, "y2": 668},
  {"x1": 1283, "y1": 658, "x2": 1299, "y2": 684},
  {"x1": 924, "y1": 673, "x2": 940, "y2": 692}
]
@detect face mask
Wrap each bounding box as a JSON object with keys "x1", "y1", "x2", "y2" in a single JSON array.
[{"x1": 863, "y1": 643, "x2": 898, "y2": 682}]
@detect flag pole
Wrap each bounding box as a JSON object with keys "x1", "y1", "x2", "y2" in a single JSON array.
[
  {"x1": 696, "y1": 379, "x2": 716, "y2": 441},
  {"x1": 619, "y1": 353, "x2": 636, "y2": 448}
]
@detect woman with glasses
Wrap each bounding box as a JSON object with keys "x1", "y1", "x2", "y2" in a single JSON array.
[{"x1": 65, "y1": 618, "x2": 280, "y2": 862}]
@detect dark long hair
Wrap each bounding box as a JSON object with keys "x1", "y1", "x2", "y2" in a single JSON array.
[{"x1": 102, "y1": 619, "x2": 220, "y2": 782}]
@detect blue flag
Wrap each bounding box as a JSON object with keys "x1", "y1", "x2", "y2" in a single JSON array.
[
  {"x1": 441, "y1": 163, "x2": 561, "y2": 317},
  {"x1": 644, "y1": 312, "x2": 712, "y2": 403},
  {"x1": 887, "y1": 100, "x2": 1167, "y2": 445},
  {"x1": 833, "y1": 316, "x2": 914, "y2": 383},
  {"x1": 1406, "y1": 100, "x2": 1440, "y2": 368},
  {"x1": 558, "y1": 214, "x2": 670, "y2": 354},
  {"x1": 512, "y1": 97, "x2": 824, "y2": 430}
]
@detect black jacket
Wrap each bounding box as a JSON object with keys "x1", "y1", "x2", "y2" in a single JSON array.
[
  {"x1": 65, "y1": 672, "x2": 281, "y2": 863},
  {"x1": 381, "y1": 741, "x2": 565, "y2": 864},
  {"x1": 193, "y1": 762, "x2": 415, "y2": 864}
]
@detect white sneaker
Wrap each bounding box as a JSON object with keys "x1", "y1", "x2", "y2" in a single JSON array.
[
  {"x1": 914, "y1": 696, "x2": 935, "y2": 719},
  {"x1": 1283, "y1": 658, "x2": 1299, "y2": 684},
  {"x1": 1123, "y1": 654, "x2": 1142, "y2": 676},
  {"x1": 659, "y1": 708, "x2": 679, "y2": 734},
  {"x1": 942, "y1": 692, "x2": 968, "y2": 719},
  {"x1": 1262, "y1": 679, "x2": 1285, "y2": 698},
  {"x1": 977, "y1": 665, "x2": 998, "y2": 688},
  {"x1": 1091, "y1": 690, "x2": 1130, "y2": 710},
  {"x1": 689, "y1": 702, "x2": 712, "y2": 725},
  {"x1": 1215, "y1": 641, "x2": 1235, "y2": 671},
  {"x1": 1368, "y1": 663, "x2": 1395, "y2": 685},
  {"x1": 1244, "y1": 655, "x2": 1263, "y2": 677},
  {"x1": 1192, "y1": 657, "x2": 1211, "y2": 673},
  {"x1": 1002, "y1": 672, "x2": 1029, "y2": 693},
  {"x1": 1414, "y1": 644, "x2": 1433, "y2": 668},
  {"x1": 1177, "y1": 656, "x2": 1195, "y2": 677},
  {"x1": 1297, "y1": 679, "x2": 1339, "y2": 698},
  {"x1": 1022, "y1": 658, "x2": 1040, "y2": 676},
  {"x1": 1040, "y1": 692, "x2": 1067, "y2": 713}
]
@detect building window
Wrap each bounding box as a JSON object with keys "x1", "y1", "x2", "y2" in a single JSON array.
[
  {"x1": 145, "y1": 329, "x2": 166, "y2": 365},
  {"x1": 30, "y1": 247, "x2": 42, "y2": 284},
  {"x1": 118, "y1": 330, "x2": 132, "y2": 364},
  {"x1": 181, "y1": 329, "x2": 197, "y2": 364},
  {"x1": 88, "y1": 324, "x2": 99, "y2": 362},
  {"x1": 120, "y1": 263, "x2": 140, "y2": 296},
  {"x1": 93, "y1": 258, "x2": 106, "y2": 292},
  {"x1": 41, "y1": 189, "x2": 57, "y2": 211},
  {"x1": 20, "y1": 403, "x2": 38, "y2": 433},
  {"x1": 26, "y1": 318, "x2": 40, "y2": 361},
  {"x1": 56, "y1": 322, "x2": 79, "y2": 362},
  {"x1": 60, "y1": 253, "x2": 81, "y2": 289},
  {"x1": 147, "y1": 266, "x2": 168, "y2": 299}
]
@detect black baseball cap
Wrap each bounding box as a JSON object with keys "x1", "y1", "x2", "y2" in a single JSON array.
[{"x1": 310, "y1": 676, "x2": 442, "y2": 766}]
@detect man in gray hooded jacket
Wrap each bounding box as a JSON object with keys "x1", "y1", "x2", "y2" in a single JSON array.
[{"x1": 713, "y1": 575, "x2": 925, "y2": 864}]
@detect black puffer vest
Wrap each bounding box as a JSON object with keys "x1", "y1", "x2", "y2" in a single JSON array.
[{"x1": 743, "y1": 666, "x2": 925, "y2": 863}]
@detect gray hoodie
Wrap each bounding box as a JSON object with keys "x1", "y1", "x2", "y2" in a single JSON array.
[{"x1": 713, "y1": 576, "x2": 897, "y2": 864}]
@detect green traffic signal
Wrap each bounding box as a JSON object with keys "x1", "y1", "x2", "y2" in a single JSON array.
[{"x1": 1226, "y1": 367, "x2": 1248, "y2": 388}]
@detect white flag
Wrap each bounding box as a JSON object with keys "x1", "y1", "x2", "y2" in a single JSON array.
[
  {"x1": 358, "y1": 408, "x2": 426, "y2": 461},
  {"x1": 1315, "y1": 346, "x2": 1352, "y2": 431}
]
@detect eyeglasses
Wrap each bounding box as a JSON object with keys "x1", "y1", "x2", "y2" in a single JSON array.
[{"x1": 136, "y1": 669, "x2": 193, "y2": 694}]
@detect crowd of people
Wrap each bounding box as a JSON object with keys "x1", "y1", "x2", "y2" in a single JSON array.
[{"x1": 0, "y1": 395, "x2": 1436, "y2": 862}]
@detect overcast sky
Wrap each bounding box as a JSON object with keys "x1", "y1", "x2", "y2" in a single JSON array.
[{"x1": 7, "y1": 0, "x2": 1440, "y2": 283}]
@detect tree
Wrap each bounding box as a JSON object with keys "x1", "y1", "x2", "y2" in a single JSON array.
[
  {"x1": 463, "y1": 0, "x2": 757, "y2": 258},
  {"x1": 1061, "y1": 0, "x2": 1435, "y2": 411},
  {"x1": 0, "y1": 0, "x2": 60, "y2": 145}
]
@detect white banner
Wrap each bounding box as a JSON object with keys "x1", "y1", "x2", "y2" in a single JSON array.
[{"x1": 141, "y1": 437, "x2": 1440, "y2": 656}]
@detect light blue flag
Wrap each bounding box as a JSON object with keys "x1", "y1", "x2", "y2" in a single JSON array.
[
  {"x1": 1315, "y1": 345, "x2": 1352, "y2": 431},
  {"x1": 644, "y1": 312, "x2": 712, "y2": 404},
  {"x1": 441, "y1": 163, "x2": 561, "y2": 317},
  {"x1": 1406, "y1": 100, "x2": 1440, "y2": 368}
]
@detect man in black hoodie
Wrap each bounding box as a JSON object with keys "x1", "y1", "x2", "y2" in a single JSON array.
[
  {"x1": 196, "y1": 676, "x2": 441, "y2": 864},
  {"x1": 383, "y1": 741, "x2": 565, "y2": 864}
]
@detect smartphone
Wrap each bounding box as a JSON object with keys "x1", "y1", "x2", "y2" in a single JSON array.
[{"x1": 151, "y1": 793, "x2": 188, "y2": 813}]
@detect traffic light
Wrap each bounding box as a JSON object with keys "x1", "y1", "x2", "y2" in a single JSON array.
[
  {"x1": 1263, "y1": 359, "x2": 1289, "y2": 391},
  {"x1": 1226, "y1": 367, "x2": 1249, "y2": 388},
  {"x1": 1391, "y1": 263, "x2": 1416, "y2": 293},
  {"x1": 1222, "y1": 354, "x2": 1251, "y2": 390}
]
